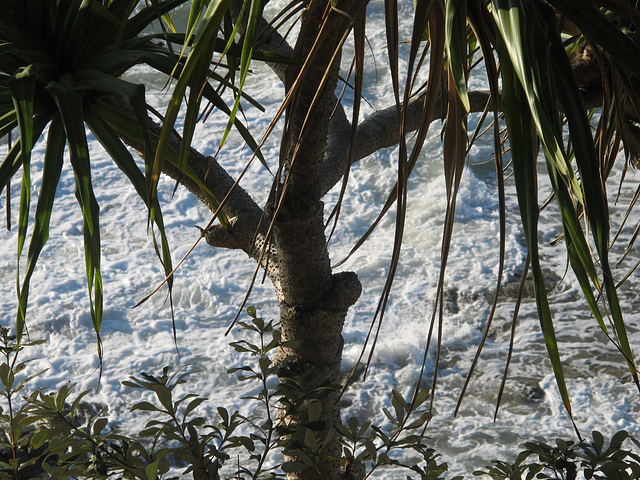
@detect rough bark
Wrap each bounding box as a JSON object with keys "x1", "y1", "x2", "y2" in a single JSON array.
[
  {"x1": 273, "y1": 202, "x2": 361, "y2": 479},
  {"x1": 265, "y1": 1, "x2": 368, "y2": 477}
]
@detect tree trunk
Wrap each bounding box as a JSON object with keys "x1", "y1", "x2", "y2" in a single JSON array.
[
  {"x1": 265, "y1": 0, "x2": 365, "y2": 476},
  {"x1": 272, "y1": 200, "x2": 361, "y2": 479}
]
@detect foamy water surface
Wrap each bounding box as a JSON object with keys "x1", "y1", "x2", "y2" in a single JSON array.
[{"x1": 0, "y1": 1, "x2": 639, "y2": 477}]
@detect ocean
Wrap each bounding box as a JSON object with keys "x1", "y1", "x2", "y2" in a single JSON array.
[{"x1": 0, "y1": 1, "x2": 639, "y2": 477}]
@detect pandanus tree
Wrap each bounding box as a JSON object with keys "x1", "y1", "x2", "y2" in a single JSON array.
[{"x1": 2, "y1": 0, "x2": 640, "y2": 478}]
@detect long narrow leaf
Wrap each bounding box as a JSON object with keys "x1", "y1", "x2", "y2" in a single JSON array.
[
  {"x1": 548, "y1": 0, "x2": 640, "y2": 79},
  {"x1": 73, "y1": 70, "x2": 155, "y2": 206},
  {"x1": 8, "y1": 66, "x2": 36, "y2": 343},
  {"x1": 213, "y1": 0, "x2": 264, "y2": 163},
  {"x1": 47, "y1": 75, "x2": 103, "y2": 361},
  {"x1": 151, "y1": 0, "x2": 234, "y2": 211},
  {"x1": 85, "y1": 109, "x2": 175, "y2": 289},
  {"x1": 0, "y1": 137, "x2": 22, "y2": 191},
  {"x1": 494, "y1": 25, "x2": 574, "y2": 418},
  {"x1": 444, "y1": 0, "x2": 470, "y2": 111},
  {"x1": 541, "y1": 7, "x2": 638, "y2": 381},
  {"x1": 17, "y1": 118, "x2": 65, "y2": 348},
  {"x1": 455, "y1": 0, "x2": 509, "y2": 415},
  {"x1": 178, "y1": 37, "x2": 217, "y2": 175},
  {"x1": 125, "y1": 0, "x2": 190, "y2": 37}
]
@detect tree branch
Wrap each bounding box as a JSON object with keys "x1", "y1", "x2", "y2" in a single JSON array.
[
  {"x1": 111, "y1": 98, "x2": 271, "y2": 263},
  {"x1": 319, "y1": 89, "x2": 494, "y2": 195},
  {"x1": 319, "y1": 47, "x2": 610, "y2": 197},
  {"x1": 317, "y1": 42, "x2": 615, "y2": 196}
]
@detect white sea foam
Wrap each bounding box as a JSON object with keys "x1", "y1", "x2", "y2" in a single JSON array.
[{"x1": 1, "y1": 2, "x2": 639, "y2": 478}]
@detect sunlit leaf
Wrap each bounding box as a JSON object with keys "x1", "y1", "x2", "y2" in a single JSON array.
[
  {"x1": 444, "y1": 0, "x2": 470, "y2": 111},
  {"x1": 494, "y1": 18, "x2": 573, "y2": 417},
  {"x1": 152, "y1": 0, "x2": 234, "y2": 209}
]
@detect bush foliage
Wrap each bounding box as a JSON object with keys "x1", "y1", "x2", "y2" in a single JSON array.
[{"x1": 0, "y1": 314, "x2": 638, "y2": 480}]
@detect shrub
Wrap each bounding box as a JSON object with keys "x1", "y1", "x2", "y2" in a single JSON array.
[
  {"x1": 1, "y1": 312, "x2": 638, "y2": 480},
  {"x1": 476, "y1": 431, "x2": 640, "y2": 480}
]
